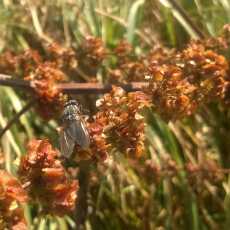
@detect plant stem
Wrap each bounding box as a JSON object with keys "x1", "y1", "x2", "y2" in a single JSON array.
[
  {"x1": 75, "y1": 160, "x2": 91, "y2": 230},
  {"x1": 0, "y1": 74, "x2": 148, "y2": 94}
]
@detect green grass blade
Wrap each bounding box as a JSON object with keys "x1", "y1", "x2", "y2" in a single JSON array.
[
  {"x1": 126, "y1": 0, "x2": 145, "y2": 44},
  {"x1": 4, "y1": 88, "x2": 33, "y2": 138}
]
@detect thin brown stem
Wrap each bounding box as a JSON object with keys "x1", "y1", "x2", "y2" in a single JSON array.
[
  {"x1": 0, "y1": 74, "x2": 148, "y2": 94},
  {"x1": 0, "y1": 75, "x2": 32, "y2": 90},
  {"x1": 75, "y1": 160, "x2": 91, "y2": 230},
  {"x1": 58, "y1": 82, "x2": 148, "y2": 94},
  {"x1": 0, "y1": 98, "x2": 37, "y2": 138}
]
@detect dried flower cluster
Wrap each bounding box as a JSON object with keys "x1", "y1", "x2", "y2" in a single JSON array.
[
  {"x1": 144, "y1": 157, "x2": 225, "y2": 186},
  {"x1": 70, "y1": 87, "x2": 150, "y2": 160},
  {"x1": 46, "y1": 42, "x2": 78, "y2": 71},
  {"x1": 1, "y1": 27, "x2": 230, "y2": 122},
  {"x1": 0, "y1": 43, "x2": 79, "y2": 119},
  {"x1": 69, "y1": 87, "x2": 151, "y2": 161},
  {"x1": 108, "y1": 40, "x2": 146, "y2": 83},
  {"x1": 185, "y1": 160, "x2": 225, "y2": 191},
  {"x1": 20, "y1": 43, "x2": 78, "y2": 120},
  {"x1": 0, "y1": 170, "x2": 28, "y2": 230},
  {"x1": 194, "y1": 24, "x2": 230, "y2": 53},
  {"x1": 93, "y1": 87, "x2": 150, "y2": 157},
  {"x1": 76, "y1": 36, "x2": 107, "y2": 78},
  {"x1": 24, "y1": 61, "x2": 66, "y2": 119},
  {"x1": 1, "y1": 1, "x2": 230, "y2": 229},
  {"x1": 0, "y1": 49, "x2": 41, "y2": 76},
  {"x1": 18, "y1": 139, "x2": 78, "y2": 216},
  {"x1": 145, "y1": 42, "x2": 229, "y2": 120}
]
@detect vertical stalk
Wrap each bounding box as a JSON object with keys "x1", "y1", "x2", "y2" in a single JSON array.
[{"x1": 75, "y1": 160, "x2": 91, "y2": 230}]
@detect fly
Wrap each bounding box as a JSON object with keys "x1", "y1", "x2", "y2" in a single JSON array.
[{"x1": 59, "y1": 100, "x2": 90, "y2": 157}]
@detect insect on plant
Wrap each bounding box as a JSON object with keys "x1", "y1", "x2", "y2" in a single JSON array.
[{"x1": 59, "y1": 99, "x2": 90, "y2": 158}]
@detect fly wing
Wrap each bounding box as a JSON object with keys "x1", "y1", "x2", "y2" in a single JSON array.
[
  {"x1": 59, "y1": 128, "x2": 75, "y2": 158},
  {"x1": 66, "y1": 118, "x2": 90, "y2": 149}
]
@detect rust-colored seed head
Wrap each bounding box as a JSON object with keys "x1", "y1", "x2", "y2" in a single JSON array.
[
  {"x1": 145, "y1": 41, "x2": 229, "y2": 120},
  {"x1": 76, "y1": 36, "x2": 107, "y2": 77},
  {"x1": 94, "y1": 86, "x2": 150, "y2": 157},
  {"x1": 25, "y1": 62, "x2": 66, "y2": 120},
  {"x1": 0, "y1": 170, "x2": 28, "y2": 230},
  {"x1": 46, "y1": 42, "x2": 78, "y2": 70},
  {"x1": 18, "y1": 139, "x2": 78, "y2": 216}
]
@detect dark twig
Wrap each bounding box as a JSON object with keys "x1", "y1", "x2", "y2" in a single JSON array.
[
  {"x1": 0, "y1": 74, "x2": 32, "y2": 90},
  {"x1": 58, "y1": 82, "x2": 148, "y2": 94},
  {"x1": 0, "y1": 74, "x2": 148, "y2": 94},
  {"x1": 0, "y1": 98, "x2": 37, "y2": 138},
  {"x1": 75, "y1": 160, "x2": 91, "y2": 230}
]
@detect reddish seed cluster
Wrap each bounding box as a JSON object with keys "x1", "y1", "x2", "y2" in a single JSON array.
[
  {"x1": 144, "y1": 157, "x2": 180, "y2": 184},
  {"x1": 185, "y1": 160, "x2": 224, "y2": 191},
  {"x1": 0, "y1": 49, "x2": 41, "y2": 77},
  {"x1": 144, "y1": 157, "x2": 225, "y2": 188},
  {"x1": 88, "y1": 121, "x2": 110, "y2": 161},
  {"x1": 196, "y1": 24, "x2": 230, "y2": 52},
  {"x1": 0, "y1": 31, "x2": 230, "y2": 122},
  {"x1": 70, "y1": 86, "x2": 151, "y2": 161},
  {"x1": 114, "y1": 40, "x2": 133, "y2": 57},
  {"x1": 94, "y1": 87, "x2": 150, "y2": 157},
  {"x1": 76, "y1": 36, "x2": 107, "y2": 78},
  {"x1": 145, "y1": 42, "x2": 229, "y2": 120},
  {"x1": 108, "y1": 40, "x2": 146, "y2": 83},
  {"x1": 0, "y1": 51, "x2": 18, "y2": 75},
  {"x1": 46, "y1": 42, "x2": 78, "y2": 71},
  {"x1": 0, "y1": 170, "x2": 28, "y2": 230},
  {"x1": 18, "y1": 139, "x2": 78, "y2": 216},
  {"x1": 24, "y1": 61, "x2": 66, "y2": 119},
  {"x1": 0, "y1": 43, "x2": 79, "y2": 120}
]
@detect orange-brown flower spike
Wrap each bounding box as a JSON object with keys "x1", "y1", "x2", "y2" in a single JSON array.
[
  {"x1": 25, "y1": 62, "x2": 66, "y2": 120},
  {"x1": 46, "y1": 42, "x2": 78, "y2": 70},
  {"x1": 145, "y1": 42, "x2": 229, "y2": 120},
  {"x1": 94, "y1": 87, "x2": 151, "y2": 158},
  {"x1": 72, "y1": 87, "x2": 150, "y2": 160},
  {"x1": 76, "y1": 36, "x2": 107, "y2": 77},
  {"x1": 0, "y1": 170, "x2": 28, "y2": 230},
  {"x1": 108, "y1": 40, "x2": 146, "y2": 83},
  {"x1": 88, "y1": 121, "x2": 110, "y2": 161},
  {"x1": 0, "y1": 49, "x2": 42, "y2": 76},
  {"x1": 18, "y1": 139, "x2": 78, "y2": 216},
  {"x1": 0, "y1": 46, "x2": 70, "y2": 120}
]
